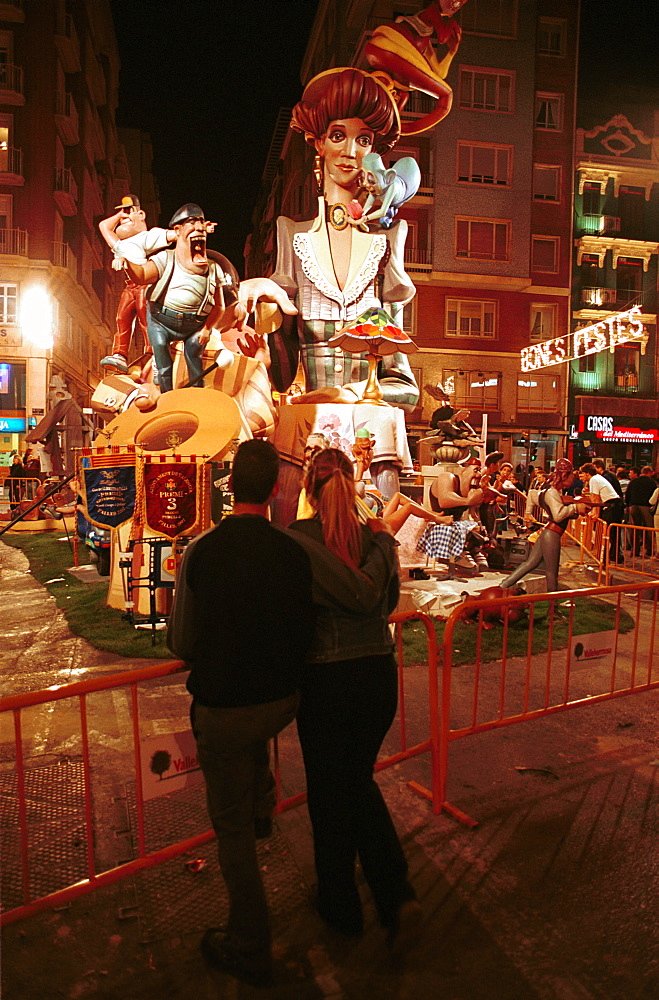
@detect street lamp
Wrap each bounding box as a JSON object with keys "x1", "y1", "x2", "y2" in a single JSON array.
[{"x1": 20, "y1": 285, "x2": 53, "y2": 350}]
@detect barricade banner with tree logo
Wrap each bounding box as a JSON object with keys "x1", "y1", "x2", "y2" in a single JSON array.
[{"x1": 143, "y1": 461, "x2": 198, "y2": 538}]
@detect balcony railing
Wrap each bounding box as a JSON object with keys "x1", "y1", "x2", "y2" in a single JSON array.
[
  {"x1": 54, "y1": 166, "x2": 78, "y2": 199},
  {"x1": 55, "y1": 11, "x2": 80, "y2": 73},
  {"x1": 52, "y1": 241, "x2": 77, "y2": 275},
  {"x1": 417, "y1": 173, "x2": 434, "y2": 194},
  {"x1": 579, "y1": 214, "x2": 621, "y2": 236},
  {"x1": 400, "y1": 92, "x2": 436, "y2": 117},
  {"x1": 55, "y1": 91, "x2": 79, "y2": 144},
  {"x1": 579, "y1": 287, "x2": 651, "y2": 311},
  {"x1": 572, "y1": 382, "x2": 656, "y2": 399},
  {"x1": 0, "y1": 227, "x2": 27, "y2": 255},
  {"x1": 0, "y1": 63, "x2": 24, "y2": 99},
  {"x1": 0, "y1": 146, "x2": 23, "y2": 178},
  {"x1": 580, "y1": 286, "x2": 617, "y2": 307},
  {"x1": 404, "y1": 247, "x2": 433, "y2": 271},
  {"x1": 0, "y1": 1, "x2": 25, "y2": 20}
]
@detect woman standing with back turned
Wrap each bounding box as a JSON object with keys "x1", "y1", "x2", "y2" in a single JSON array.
[{"x1": 288, "y1": 448, "x2": 421, "y2": 951}]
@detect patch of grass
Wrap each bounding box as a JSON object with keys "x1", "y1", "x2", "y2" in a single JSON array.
[
  {"x1": 402, "y1": 597, "x2": 635, "y2": 667},
  {"x1": 2, "y1": 532, "x2": 174, "y2": 659}
]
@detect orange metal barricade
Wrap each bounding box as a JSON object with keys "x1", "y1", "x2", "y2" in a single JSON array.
[
  {"x1": 436, "y1": 580, "x2": 659, "y2": 827},
  {"x1": 0, "y1": 610, "x2": 438, "y2": 926},
  {"x1": 600, "y1": 523, "x2": 659, "y2": 585}
]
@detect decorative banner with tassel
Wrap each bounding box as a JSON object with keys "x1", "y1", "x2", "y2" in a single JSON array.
[{"x1": 142, "y1": 458, "x2": 199, "y2": 539}]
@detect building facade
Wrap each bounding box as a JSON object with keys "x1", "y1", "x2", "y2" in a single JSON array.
[
  {"x1": 0, "y1": 0, "x2": 158, "y2": 466},
  {"x1": 568, "y1": 102, "x2": 659, "y2": 469},
  {"x1": 246, "y1": 0, "x2": 580, "y2": 473}
]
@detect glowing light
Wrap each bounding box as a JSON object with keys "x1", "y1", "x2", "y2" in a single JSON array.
[
  {"x1": 20, "y1": 286, "x2": 53, "y2": 350},
  {"x1": 520, "y1": 306, "x2": 645, "y2": 372}
]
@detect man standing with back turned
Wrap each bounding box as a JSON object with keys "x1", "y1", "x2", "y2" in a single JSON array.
[{"x1": 167, "y1": 439, "x2": 314, "y2": 987}]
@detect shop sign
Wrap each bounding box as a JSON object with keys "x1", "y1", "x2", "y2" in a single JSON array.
[
  {"x1": 520, "y1": 306, "x2": 644, "y2": 372},
  {"x1": 569, "y1": 414, "x2": 659, "y2": 443},
  {"x1": 0, "y1": 417, "x2": 26, "y2": 432}
]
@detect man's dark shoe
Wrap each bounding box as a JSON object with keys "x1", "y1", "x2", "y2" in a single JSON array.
[
  {"x1": 254, "y1": 816, "x2": 273, "y2": 839},
  {"x1": 386, "y1": 898, "x2": 423, "y2": 957},
  {"x1": 200, "y1": 928, "x2": 273, "y2": 988},
  {"x1": 314, "y1": 898, "x2": 363, "y2": 937}
]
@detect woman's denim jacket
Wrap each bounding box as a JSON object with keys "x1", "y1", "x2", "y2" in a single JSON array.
[{"x1": 286, "y1": 518, "x2": 399, "y2": 663}]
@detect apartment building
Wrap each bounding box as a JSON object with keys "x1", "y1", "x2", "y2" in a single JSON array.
[
  {"x1": 567, "y1": 100, "x2": 659, "y2": 469},
  {"x1": 0, "y1": 0, "x2": 157, "y2": 464},
  {"x1": 247, "y1": 0, "x2": 579, "y2": 472}
]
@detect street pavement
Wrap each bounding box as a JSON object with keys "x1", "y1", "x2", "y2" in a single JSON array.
[{"x1": 1, "y1": 538, "x2": 658, "y2": 1000}]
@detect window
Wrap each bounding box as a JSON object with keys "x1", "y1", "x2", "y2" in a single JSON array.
[
  {"x1": 442, "y1": 369, "x2": 500, "y2": 410},
  {"x1": 457, "y1": 142, "x2": 511, "y2": 185},
  {"x1": 616, "y1": 258, "x2": 642, "y2": 306},
  {"x1": 614, "y1": 345, "x2": 639, "y2": 390},
  {"x1": 65, "y1": 313, "x2": 74, "y2": 351},
  {"x1": 530, "y1": 303, "x2": 557, "y2": 342},
  {"x1": 535, "y1": 93, "x2": 563, "y2": 131},
  {"x1": 459, "y1": 67, "x2": 514, "y2": 113},
  {"x1": 0, "y1": 281, "x2": 17, "y2": 323},
  {"x1": 538, "y1": 18, "x2": 566, "y2": 56},
  {"x1": 582, "y1": 182, "x2": 601, "y2": 216},
  {"x1": 531, "y1": 236, "x2": 559, "y2": 273},
  {"x1": 402, "y1": 298, "x2": 416, "y2": 335},
  {"x1": 456, "y1": 218, "x2": 510, "y2": 261},
  {"x1": 0, "y1": 113, "x2": 12, "y2": 172},
  {"x1": 517, "y1": 374, "x2": 558, "y2": 412},
  {"x1": 618, "y1": 186, "x2": 644, "y2": 235},
  {"x1": 0, "y1": 360, "x2": 25, "y2": 408},
  {"x1": 578, "y1": 354, "x2": 595, "y2": 373},
  {"x1": 533, "y1": 165, "x2": 561, "y2": 202},
  {"x1": 460, "y1": 0, "x2": 517, "y2": 37},
  {"x1": 446, "y1": 298, "x2": 497, "y2": 339}
]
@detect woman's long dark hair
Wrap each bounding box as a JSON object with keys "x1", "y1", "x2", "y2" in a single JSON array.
[{"x1": 304, "y1": 448, "x2": 363, "y2": 571}]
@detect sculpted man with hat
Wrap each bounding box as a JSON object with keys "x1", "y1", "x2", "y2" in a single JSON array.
[
  {"x1": 97, "y1": 194, "x2": 175, "y2": 373},
  {"x1": 115, "y1": 202, "x2": 295, "y2": 392}
]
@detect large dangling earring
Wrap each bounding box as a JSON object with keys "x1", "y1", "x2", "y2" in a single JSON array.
[{"x1": 314, "y1": 155, "x2": 324, "y2": 196}]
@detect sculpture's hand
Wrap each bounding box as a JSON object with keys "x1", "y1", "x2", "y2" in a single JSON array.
[{"x1": 238, "y1": 277, "x2": 298, "y2": 317}]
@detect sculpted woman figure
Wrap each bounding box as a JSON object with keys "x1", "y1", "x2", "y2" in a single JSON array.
[{"x1": 261, "y1": 67, "x2": 419, "y2": 411}]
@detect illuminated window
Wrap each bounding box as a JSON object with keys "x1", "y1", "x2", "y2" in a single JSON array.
[
  {"x1": 459, "y1": 67, "x2": 514, "y2": 113},
  {"x1": 517, "y1": 374, "x2": 558, "y2": 412},
  {"x1": 0, "y1": 281, "x2": 17, "y2": 323},
  {"x1": 442, "y1": 369, "x2": 500, "y2": 409},
  {"x1": 530, "y1": 303, "x2": 557, "y2": 342},
  {"x1": 460, "y1": 0, "x2": 517, "y2": 37},
  {"x1": 457, "y1": 142, "x2": 511, "y2": 185},
  {"x1": 446, "y1": 298, "x2": 497, "y2": 339},
  {"x1": 582, "y1": 182, "x2": 601, "y2": 216},
  {"x1": 538, "y1": 18, "x2": 566, "y2": 56},
  {"x1": 0, "y1": 360, "x2": 25, "y2": 408},
  {"x1": 531, "y1": 236, "x2": 560, "y2": 273},
  {"x1": 533, "y1": 165, "x2": 561, "y2": 202},
  {"x1": 0, "y1": 124, "x2": 9, "y2": 172},
  {"x1": 456, "y1": 218, "x2": 510, "y2": 261},
  {"x1": 535, "y1": 93, "x2": 563, "y2": 131}
]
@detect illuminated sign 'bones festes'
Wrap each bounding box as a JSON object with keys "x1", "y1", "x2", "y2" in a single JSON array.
[{"x1": 520, "y1": 306, "x2": 645, "y2": 373}]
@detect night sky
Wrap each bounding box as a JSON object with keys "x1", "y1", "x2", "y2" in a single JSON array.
[{"x1": 109, "y1": 0, "x2": 658, "y2": 277}]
